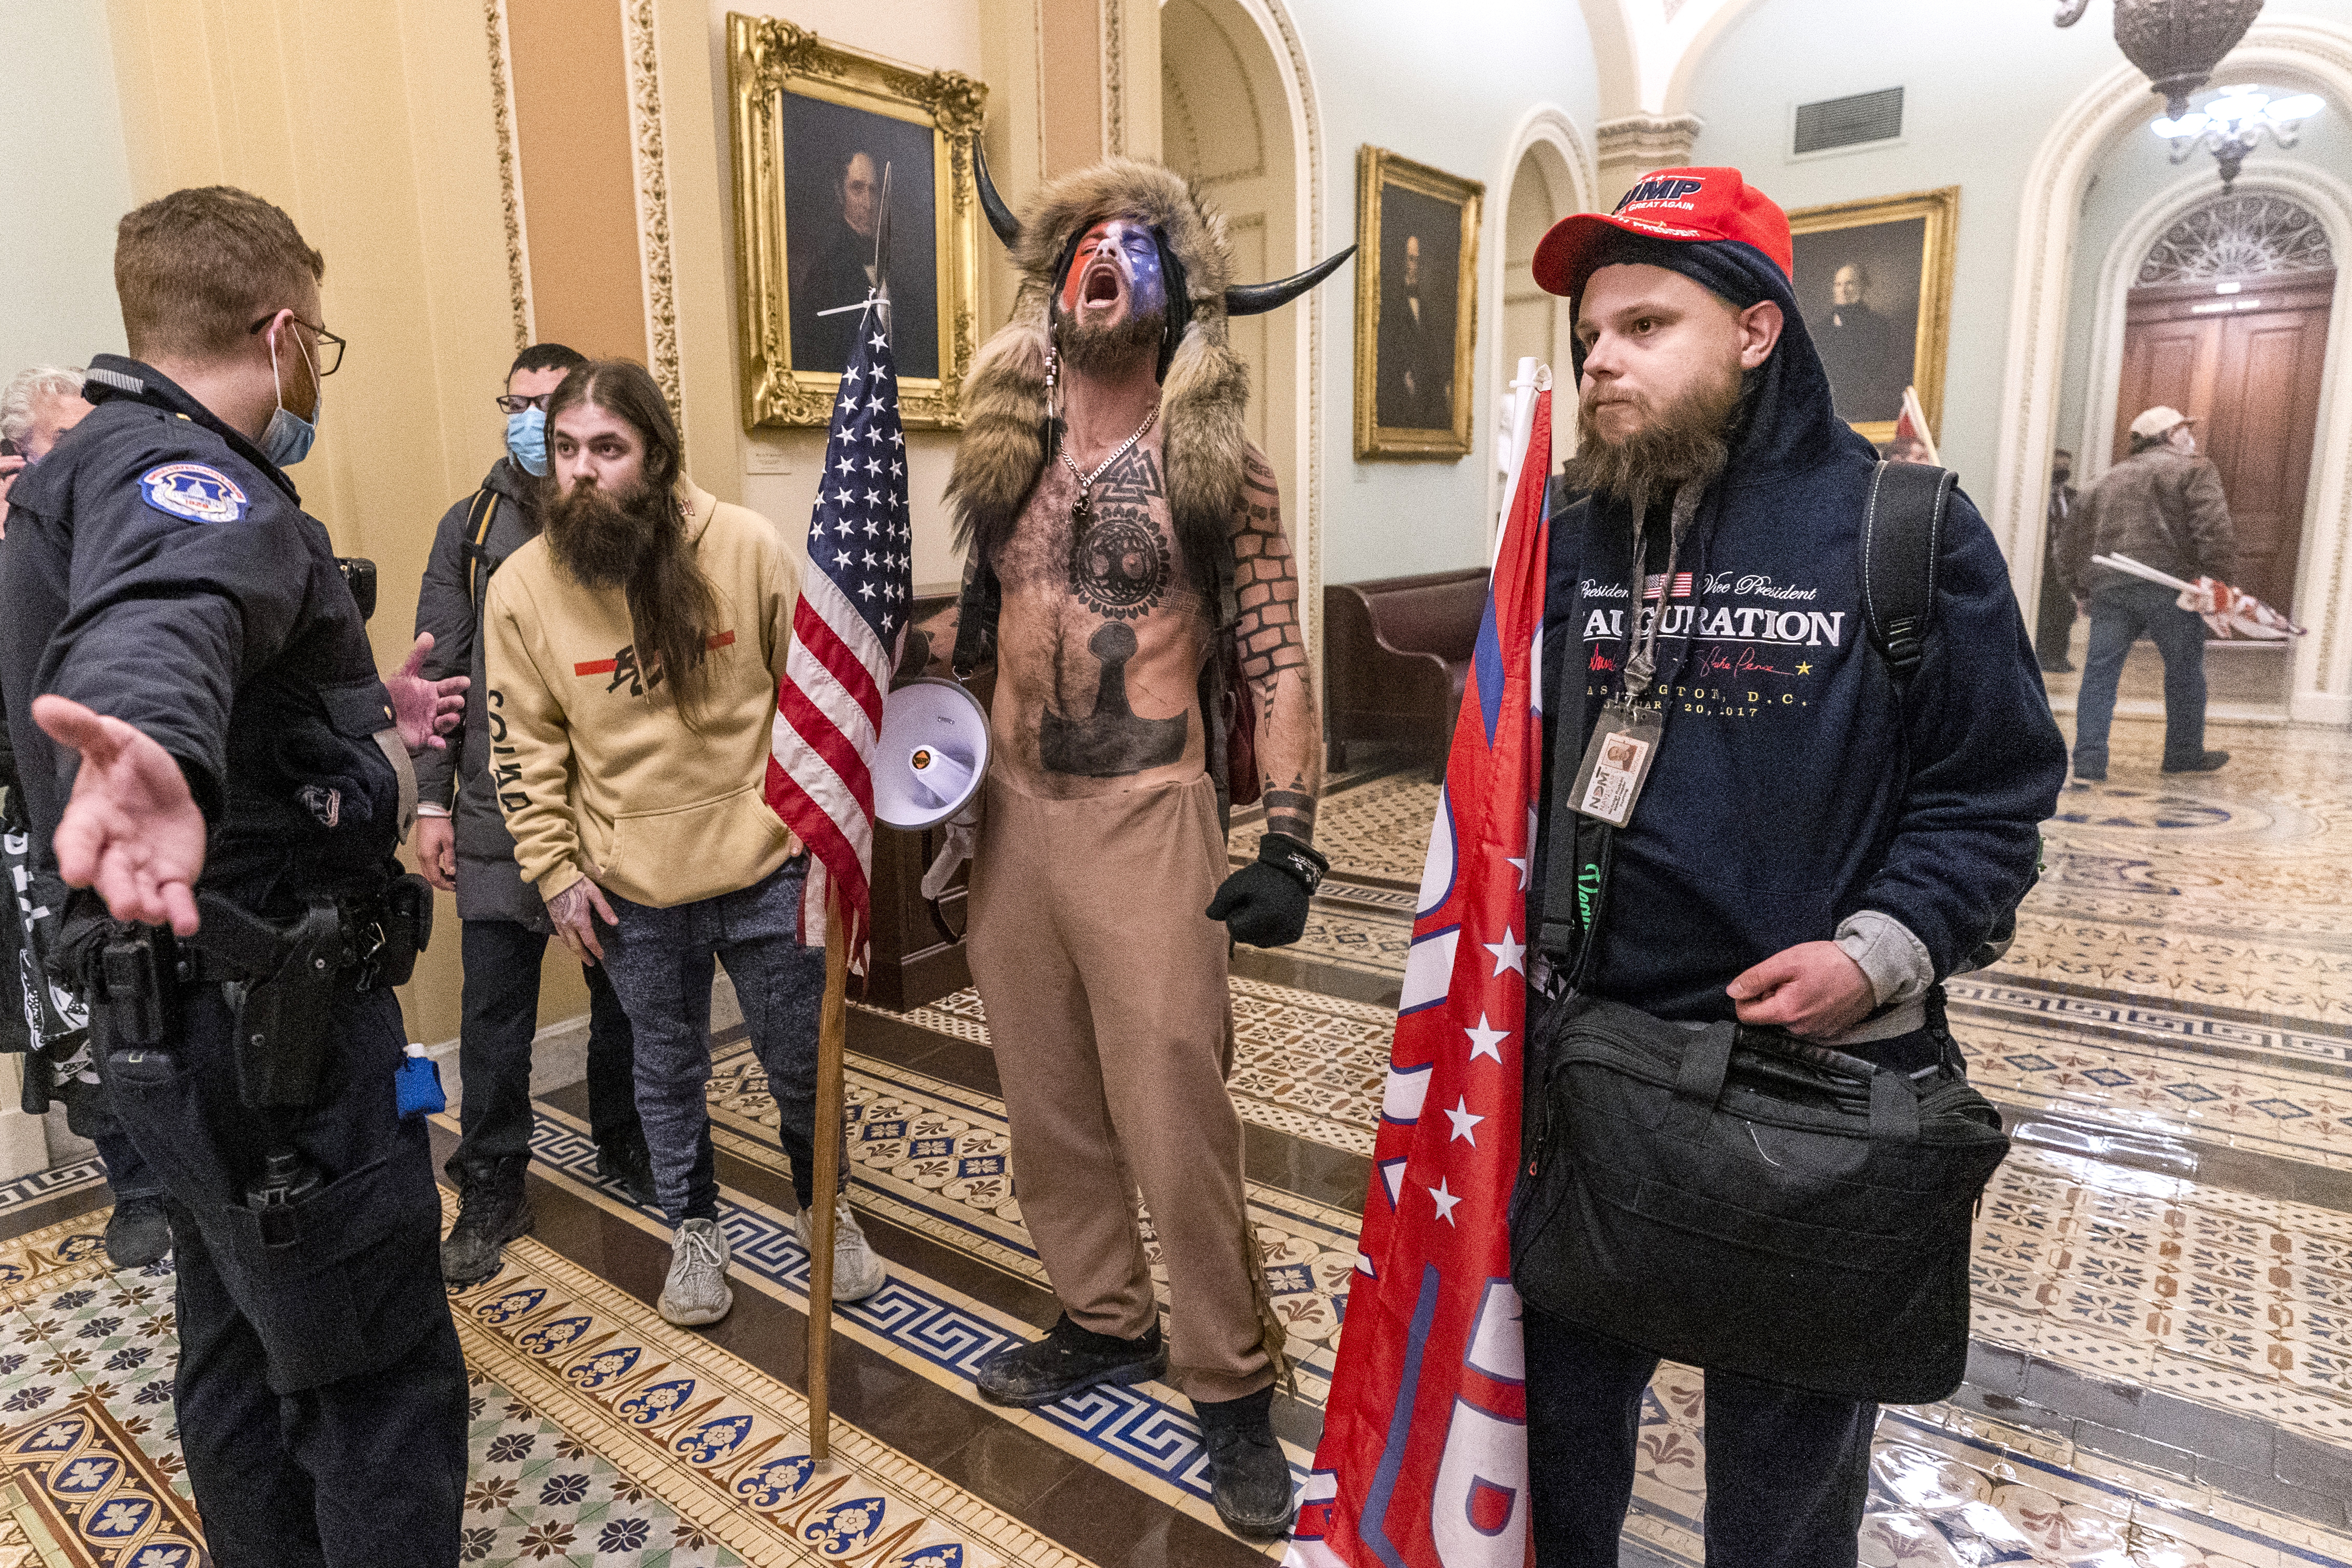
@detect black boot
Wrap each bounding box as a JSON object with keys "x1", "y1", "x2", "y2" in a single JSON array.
[
  {"x1": 1196, "y1": 1385, "x2": 1293, "y2": 1540},
  {"x1": 103, "y1": 1195, "x2": 172, "y2": 1270},
  {"x1": 441, "y1": 1156, "x2": 533, "y2": 1288},
  {"x1": 595, "y1": 1135, "x2": 657, "y2": 1208},
  {"x1": 2162, "y1": 749, "x2": 2229, "y2": 774},
  {"x1": 973, "y1": 1313, "x2": 1165, "y2": 1407}
]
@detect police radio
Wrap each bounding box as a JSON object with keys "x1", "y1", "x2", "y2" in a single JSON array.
[{"x1": 335, "y1": 556, "x2": 378, "y2": 622}]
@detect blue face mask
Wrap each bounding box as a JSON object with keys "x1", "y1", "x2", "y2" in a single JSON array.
[
  {"x1": 505, "y1": 406, "x2": 549, "y2": 476},
  {"x1": 261, "y1": 322, "x2": 320, "y2": 468}
]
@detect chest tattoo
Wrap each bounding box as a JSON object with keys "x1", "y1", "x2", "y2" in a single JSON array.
[
  {"x1": 1065, "y1": 445, "x2": 1171, "y2": 621},
  {"x1": 1039, "y1": 622, "x2": 1188, "y2": 777}
]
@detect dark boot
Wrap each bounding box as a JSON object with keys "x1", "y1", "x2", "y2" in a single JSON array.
[
  {"x1": 2162, "y1": 749, "x2": 2229, "y2": 774},
  {"x1": 103, "y1": 1195, "x2": 172, "y2": 1270},
  {"x1": 441, "y1": 1156, "x2": 533, "y2": 1288},
  {"x1": 973, "y1": 1313, "x2": 1165, "y2": 1407},
  {"x1": 595, "y1": 1136, "x2": 657, "y2": 1208},
  {"x1": 1196, "y1": 1385, "x2": 1293, "y2": 1540}
]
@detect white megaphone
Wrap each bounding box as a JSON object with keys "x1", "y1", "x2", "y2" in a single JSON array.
[{"x1": 875, "y1": 676, "x2": 991, "y2": 830}]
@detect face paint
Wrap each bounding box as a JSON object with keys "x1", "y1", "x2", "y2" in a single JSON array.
[{"x1": 1057, "y1": 218, "x2": 1167, "y2": 323}]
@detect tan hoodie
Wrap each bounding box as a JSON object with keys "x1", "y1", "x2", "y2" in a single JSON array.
[{"x1": 483, "y1": 479, "x2": 798, "y2": 909}]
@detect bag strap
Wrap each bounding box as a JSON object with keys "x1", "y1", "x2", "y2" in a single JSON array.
[
  {"x1": 1857, "y1": 460, "x2": 1955, "y2": 691},
  {"x1": 462, "y1": 489, "x2": 501, "y2": 611}
]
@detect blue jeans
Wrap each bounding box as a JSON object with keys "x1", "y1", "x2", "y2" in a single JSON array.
[
  {"x1": 1524, "y1": 1306, "x2": 1877, "y2": 1566},
  {"x1": 2073, "y1": 579, "x2": 2209, "y2": 773},
  {"x1": 597, "y1": 860, "x2": 836, "y2": 1224}
]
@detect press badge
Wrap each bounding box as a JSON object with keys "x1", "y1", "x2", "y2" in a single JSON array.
[{"x1": 1569, "y1": 702, "x2": 1662, "y2": 827}]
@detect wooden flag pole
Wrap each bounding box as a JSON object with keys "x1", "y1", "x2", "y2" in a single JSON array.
[{"x1": 806, "y1": 887, "x2": 849, "y2": 1465}]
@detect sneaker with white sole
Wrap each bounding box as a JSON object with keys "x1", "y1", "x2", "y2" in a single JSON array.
[
  {"x1": 658, "y1": 1218, "x2": 733, "y2": 1326},
  {"x1": 795, "y1": 1196, "x2": 887, "y2": 1303}
]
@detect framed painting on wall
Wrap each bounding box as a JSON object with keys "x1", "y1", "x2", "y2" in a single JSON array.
[
  {"x1": 1354, "y1": 146, "x2": 1484, "y2": 459},
  {"x1": 1786, "y1": 185, "x2": 1959, "y2": 445},
  {"x1": 726, "y1": 14, "x2": 986, "y2": 430}
]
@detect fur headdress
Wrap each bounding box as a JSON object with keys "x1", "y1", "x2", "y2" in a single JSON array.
[{"x1": 946, "y1": 153, "x2": 1351, "y2": 584}]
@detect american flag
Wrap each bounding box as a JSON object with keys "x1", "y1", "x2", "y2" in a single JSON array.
[
  {"x1": 765, "y1": 308, "x2": 913, "y2": 968},
  {"x1": 1289, "y1": 385, "x2": 1551, "y2": 1567}
]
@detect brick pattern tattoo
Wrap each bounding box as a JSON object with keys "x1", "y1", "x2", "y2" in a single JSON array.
[{"x1": 1233, "y1": 450, "x2": 1318, "y2": 845}]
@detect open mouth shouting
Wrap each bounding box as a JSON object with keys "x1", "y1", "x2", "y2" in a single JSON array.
[{"x1": 1060, "y1": 217, "x2": 1167, "y2": 328}]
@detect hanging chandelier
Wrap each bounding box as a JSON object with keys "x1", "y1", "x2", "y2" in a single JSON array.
[
  {"x1": 2056, "y1": 0, "x2": 2266, "y2": 118},
  {"x1": 2153, "y1": 84, "x2": 2325, "y2": 189}
]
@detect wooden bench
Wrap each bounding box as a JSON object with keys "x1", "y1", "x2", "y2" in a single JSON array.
[{"x1": 1323, "y1": 567, "x2": 1490, "y2": 772}]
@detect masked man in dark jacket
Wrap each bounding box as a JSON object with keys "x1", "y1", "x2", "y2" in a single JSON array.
[
  {"x1": 1516, "y1": 169, "x2": 2065, "y2": 1564},
  {"x1": 412, "y1": 342, "x2": 652, "y2": 1287}
]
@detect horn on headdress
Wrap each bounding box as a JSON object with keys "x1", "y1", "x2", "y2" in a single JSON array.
[
  {"x1": 972, "y1": 135, "x2": 1021, "y2": 249},
  {"x1": 1224, "y1": 247, "x2": 1356, "y2": 316}
]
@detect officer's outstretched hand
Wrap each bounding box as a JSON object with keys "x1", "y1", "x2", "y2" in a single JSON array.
[
  {"x1": 389, "y1": 632, "x2": 469, "y2": 754},
  {"x1": 31, "y1": 696, "x2": 205, "y2": 937}
]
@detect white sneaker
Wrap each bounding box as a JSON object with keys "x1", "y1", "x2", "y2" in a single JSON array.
[
  {"x1": 658, "y1": 1217, "x2": 733, "y2": 1326},
  {"x1": 796, "y1": 1196, "x2": 887, "y2": 1303}
]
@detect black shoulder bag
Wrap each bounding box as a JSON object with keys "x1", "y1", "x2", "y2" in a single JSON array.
[{"x1": 1510, "y1": 462, "x2": 2011, "y2": 1406}]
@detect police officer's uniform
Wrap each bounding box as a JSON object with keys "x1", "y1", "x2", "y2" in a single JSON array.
[{"x1": 0, "y1": 354, "x2": 467, "y2": 1566}]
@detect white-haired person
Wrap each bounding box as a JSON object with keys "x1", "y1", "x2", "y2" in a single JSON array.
[{"x1": 1, "y1": 365, "x2": 93, "y2": 511}]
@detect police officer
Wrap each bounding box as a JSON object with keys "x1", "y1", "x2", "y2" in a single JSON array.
[{"x1": 0, "y1": 186, "x2": 470, "y2": 1566}]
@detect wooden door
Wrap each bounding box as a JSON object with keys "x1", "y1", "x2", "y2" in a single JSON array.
[{"x1": 2114, "y1": 272, "x2": 2334, "y2": 612}]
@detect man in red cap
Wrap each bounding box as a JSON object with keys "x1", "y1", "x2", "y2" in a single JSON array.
[{"x1": 1512, "y1": 170, "x2": 2064, "y2": 1562}]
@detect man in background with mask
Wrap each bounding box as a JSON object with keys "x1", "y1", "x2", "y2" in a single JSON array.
[
  {"x1": 1, "y1": 183, "x2": 471, "y2": 1565},
  {"x1": 413, "y1": 341, "x2": 653, "y2": 1288}
]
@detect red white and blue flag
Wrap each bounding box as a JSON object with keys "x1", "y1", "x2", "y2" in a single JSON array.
[
  {"x1": 766, "y1": 308, "x2": 914, "y2": 968},
  {"x1": 1289, "y1": 387, "x2": 1551, "y2": 1568}
]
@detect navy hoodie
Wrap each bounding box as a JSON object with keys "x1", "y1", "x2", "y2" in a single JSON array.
[{"x1": 1535, "y1": 239, "x2": 2065, "y2": 1022}]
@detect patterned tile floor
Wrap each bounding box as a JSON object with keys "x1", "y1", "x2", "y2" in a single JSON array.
[{"x1": 8, "y1": 714, "x2": 2352, "y2": 1562}]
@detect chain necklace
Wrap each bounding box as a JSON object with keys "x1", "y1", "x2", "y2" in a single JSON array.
[{"x1": 1059, "y1": 408, "x2": 1159, "y2": 530}]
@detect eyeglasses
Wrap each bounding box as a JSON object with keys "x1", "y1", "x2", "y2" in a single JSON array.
[
  {"x1": 247, "y1": 311, "x2": 346, "y2": 376},
  {"x1": 495, "y1": 393, "x2": 556, "y2": 415}
]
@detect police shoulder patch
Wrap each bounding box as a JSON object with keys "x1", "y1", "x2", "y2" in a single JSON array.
[{"x1": 139, "y1": 462, "x2": 249, "y2": 524}]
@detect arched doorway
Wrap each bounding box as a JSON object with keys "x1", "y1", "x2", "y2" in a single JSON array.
[
  {"x1": 1495, "y1": 142, "x2": 1576, "y2": 518},
  {"x1": 1161, "y1": 0, "x2": 1302, "y2": 564}
]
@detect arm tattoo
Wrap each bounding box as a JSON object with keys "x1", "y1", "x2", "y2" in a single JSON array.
[
  {"x1": 1263, "y1": 776, "x2": 1315, "y2": 844},
  {"x1": 1232, "y1": 452, "x2": 1308, "y2": 686}
]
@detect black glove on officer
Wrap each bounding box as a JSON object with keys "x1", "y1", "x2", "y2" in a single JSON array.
[{"x1": 1206, "y1": 832, "x2": 1329, "y2": 948}]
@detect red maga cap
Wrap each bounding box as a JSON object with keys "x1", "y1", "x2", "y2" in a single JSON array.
[{"x1": 1532, "y1": 167, "x2": 1793, "y2": 300}]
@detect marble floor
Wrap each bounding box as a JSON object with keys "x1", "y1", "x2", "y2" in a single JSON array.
[{"x1": 5, "y1": 712, "x2": 2352, "y2": 1564}]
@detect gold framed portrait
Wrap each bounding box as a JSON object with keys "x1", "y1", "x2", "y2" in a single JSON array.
[
  {"x1": 1786, "y1": 186, "x2": 1959, "y2": 446},
  {"x1": 1353, "y1": 146, "x2": 1484, "y2": 460},
  {"x1": 726, "y1": 15, "x2": 986, "y2": 430}
]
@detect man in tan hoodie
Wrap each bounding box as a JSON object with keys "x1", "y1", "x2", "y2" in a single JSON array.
[{"x1": 483, "y1": 360, "x2": 884, "y2": 1325}]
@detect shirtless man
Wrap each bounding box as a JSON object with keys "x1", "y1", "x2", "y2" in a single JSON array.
[{"x1": 920, "y1": 156, "x2": 1349, "y2": 1540}]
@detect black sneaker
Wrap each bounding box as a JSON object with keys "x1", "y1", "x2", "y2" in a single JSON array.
[
  {"x1": 441, "y1": 1156, "x2": 533, "y2": 1288},
  {"x1": 1196, "y1": 1386, "x2": 1294, "y2": 1540},
  {"x1": 596, "y1": 1137, "x2": 658, "y2": 1208},
  {"x1": 973, "y1": 1313, "x2": 1166, "y2": 1407},
  {"x1": 2162, "y1": 750, "x2": 2230, "y2": 774},
  {"x1": 104, "y1": 1196, "x2": 171, "y2": 1270}
]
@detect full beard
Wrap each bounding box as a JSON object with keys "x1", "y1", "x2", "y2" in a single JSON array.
[
  {"x1": 1563, "y1": 359, "x2": 1743, "y2": 514},
  {"x1": 1060, "y1": 301, "x2": 1165, "y2": 379},
  {"x1": 545, "y1": 476, "x2": 671, "y2": 590}
]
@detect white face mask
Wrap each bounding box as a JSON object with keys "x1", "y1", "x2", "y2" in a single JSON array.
[{"x1": 261, "y1": 317, "x2": 321, "y2": 467}]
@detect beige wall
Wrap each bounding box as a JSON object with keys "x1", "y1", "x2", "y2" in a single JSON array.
[{"x1": 104, "y1": 0, "x2": 589, "y2": 1045}]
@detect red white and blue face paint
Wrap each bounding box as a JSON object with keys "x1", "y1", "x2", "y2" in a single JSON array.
[{"x1": 1057, "y1": 217, "x2": 1167, "y2": 326}]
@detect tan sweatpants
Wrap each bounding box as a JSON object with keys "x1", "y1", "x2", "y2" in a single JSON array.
[{"x1": 965, "y1": 771, "x2": 1272, "y2": 1405}]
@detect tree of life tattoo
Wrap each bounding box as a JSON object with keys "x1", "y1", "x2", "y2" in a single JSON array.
[
  {"x1": 1233, "y1": 450, "x2": 1317, "y2": 844},
  {"x1": 1066, "y1": 444, "x2": 1171, "y2": 621}
]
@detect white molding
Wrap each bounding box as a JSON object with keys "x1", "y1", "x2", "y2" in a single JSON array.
[
  {"x1": 1484, "y1": 104, "x2": 1596, "y2": 531},
  {"x1": 1991, "y1": 15, "x2": 2352, "y2": 726}
]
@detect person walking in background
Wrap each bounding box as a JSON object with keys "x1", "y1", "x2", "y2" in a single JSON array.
[
  {"x1": 2057, "y1": 406, "x2": 2237, "y2": 781},
  {"x1": 483, "y1": 360, "x2": 883, "y2": 1329},
  {"x1": 414, "y1": 341, "x2": 656, "y2": 1290},
  {"x1": 2037, "y1": 448, "x2": 2079, "y2": 673}
]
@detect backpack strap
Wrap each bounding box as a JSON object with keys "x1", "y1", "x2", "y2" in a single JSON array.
[
  {"x1": 462, "y1": 489, "x2": 501, "y2": 611},
  {"x1": 1859, "y1": 461, "x2": 1956, "y2": 691}
]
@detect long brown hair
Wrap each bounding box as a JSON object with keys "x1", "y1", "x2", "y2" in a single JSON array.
[{"x1": 546, "y1": 361, "x2": 724, "y2": 727}]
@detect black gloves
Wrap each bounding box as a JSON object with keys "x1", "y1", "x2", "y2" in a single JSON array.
[{"x1": 1206, "y1": 833, "x2": 1329, "y2": 948}]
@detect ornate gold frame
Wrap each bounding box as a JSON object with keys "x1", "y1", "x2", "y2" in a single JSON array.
[
  {"x1": 1787, "y1": 185, "x2": 1960, "y2": 446},
  {"x1": 1353, "y1": 146, "x2": 1484, "y2": 460},
  {"x1": 726, "y1": 15, "x2": 986, "y2": 430}
]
